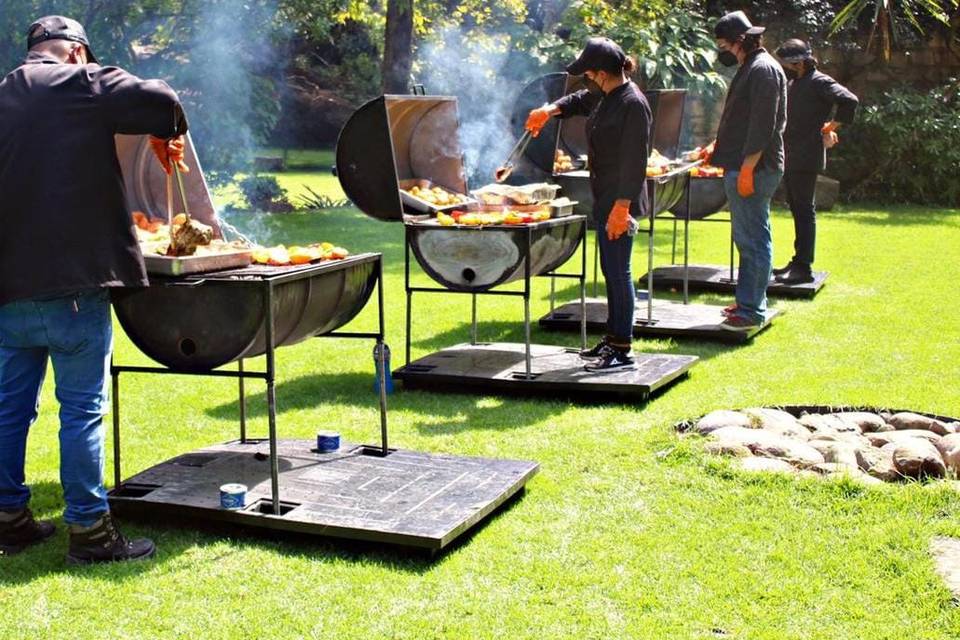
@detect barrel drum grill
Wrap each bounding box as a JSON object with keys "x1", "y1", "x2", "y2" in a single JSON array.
[{"x1": 336, "y1": 93, "x2": 696, "y2": 399}]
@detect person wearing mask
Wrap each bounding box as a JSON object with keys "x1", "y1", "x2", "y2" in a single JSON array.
[
  {"x1": 709, "y1": 11, "x2": 787, "y2": 331},
  {"x1": 774, "y1": 38, "x2": 858, "y2": 284},
  {"x1": 523, "y1": 37, "x2": 651, "y2": 370},
  {"x1": 0, "y1": 16, "x2": 188, "y2": 563}
]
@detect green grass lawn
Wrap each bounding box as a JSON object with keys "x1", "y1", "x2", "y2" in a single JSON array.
[{"x1": 2, "y1": 189, "x2": 959, "y2": 638}]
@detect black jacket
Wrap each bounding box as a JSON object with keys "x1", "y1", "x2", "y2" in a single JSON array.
[
  {"x1": 713, "y1": 48, "x2": 787, "y2": 173},
  {"x1": 0, "y1": 52, "x2": 187, "y2": 306},
  {"x1": 784, "y1": 69, "x2": 858, "y2": 174},
  {"x1": 555, "y1": 81, "x2": 652, "y2": 220}
]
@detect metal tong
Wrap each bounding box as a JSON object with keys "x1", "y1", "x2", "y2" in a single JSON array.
[{"x1": 494, "y1": 129, "x2": 533, "y2": 183}]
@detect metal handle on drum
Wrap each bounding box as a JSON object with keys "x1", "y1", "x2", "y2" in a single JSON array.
[{"x1": 411, "y1": 84, "x2": 426, "y2": 96}]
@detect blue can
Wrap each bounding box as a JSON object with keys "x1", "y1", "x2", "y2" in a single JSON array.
[
  {"x1": 219, "y1": 483, "x2": 247, "y2": 509},
  {"x1": 316, "y1": 431, "x2": 341, "y2": 453}
]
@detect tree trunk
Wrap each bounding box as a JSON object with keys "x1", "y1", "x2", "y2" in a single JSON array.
[{"x1": 382, "y1": 0, "x2": 414, "y2": 94}]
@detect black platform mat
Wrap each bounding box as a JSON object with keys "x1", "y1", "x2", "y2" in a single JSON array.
[
  {"x1": 109, "y1": 439, "x2": 538, "y2": 550},
  {"x1": 637, "y1": 264, "x2": 827, "y2": 299},
  {"x1": 539, "y1": 298, "x2": 778, "y2": 343},
  {"x1": 393, "y1": 342, "x2": 697, "y2": 400}
]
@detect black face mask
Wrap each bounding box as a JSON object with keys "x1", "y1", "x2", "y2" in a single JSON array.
[
  {"x1": 784, "y1": 67, "x2": 799, "y2": 80},
  {"x1": 584, "y1": 76, "x2": 603, "y2": 95},
  {"x1": 717, "y1": 49, "x2": 738, "y2": 67}
]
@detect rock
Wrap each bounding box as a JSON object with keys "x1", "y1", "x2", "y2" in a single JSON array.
[
  {"x1": 935, "y1": 433, "x2": 960, "y2": 473},
  {"x1": 874, "y1": 423, "x2": 896, "y2": 433},
  {"x1": 809, "y1": 441, "x2": 860, "y2": 469},
  {"x1": 857, "y1": 446, "x2": 901, "y2": 482},
  {"x1": 867, "y1": 430, "x2": 942, "y2": 448},
  {"x1": 739, "y1": 457, "x2": 795, "y2": 474},
  {"x1": 799, "y1": 413, "x2": 859, "y2": 434},
  {"x1": 709, "y1": 426, "x2": 825, "y2": 467},
  {"x1": 742, "y1": 408, "x2": 809, "y2": 440},
  {"x1": 945, "y1": 422, "x2": 959, "y2": 435},
  {"x1": 704, "y1": 441, "x2": 752, "y2": 458},
  {"x1": 812, "y1": 462, "x2": 861, "y2": 475},
  {"x1": 892, "y1": 440, "x2": 947, "y2": 480},
  {"x1": 694, "y1": 410, "x2": 755, "y2": 435},
  {"x1": 830, "y1": 412, "x2": 887, "y2": 433},
  {"x1": 888, "y1": 412, "x2": 948, "y2": 434}
]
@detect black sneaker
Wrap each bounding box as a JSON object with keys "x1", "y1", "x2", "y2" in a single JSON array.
[
  {"x1": 66, "y1": 514, "x2": 155, "y2": 565},
  {"x1": 0, "y1": 508, "x2": 56, "y2": 556},
  {"x1": 584, "y1": 345, "x2": 635, "y2": 371},
  {"x1": 579, "y1": 336, "x2": 610, "y2": 359},
  {"x1": 772, "y1": 260, "x2": 795, "y2": 276},
  {"x1": 719, "y1": 314, "x2": 762, "y2": 332},
  {"x1": 775, "y1": 266, "x2": 814, "y2": 285}
]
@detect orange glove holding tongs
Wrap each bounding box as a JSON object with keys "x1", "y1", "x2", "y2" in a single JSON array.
[
  {"x1": 525, "y1": 107, "x2": 552, "y2": 138},
  {"x1": 150, "y1": 135, "x2": 190, "y2": 175}
]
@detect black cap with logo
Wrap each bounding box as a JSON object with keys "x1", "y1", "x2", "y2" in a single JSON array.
[
  {"x1": 566, "y1": 37, "x2": 626, "y2": 76},
  {"x1": 714, "y1": 11, "x2": 765, "y2": 42},
  {"x1": 26, "y1": 16, "x2": 99, "y2": 64}
]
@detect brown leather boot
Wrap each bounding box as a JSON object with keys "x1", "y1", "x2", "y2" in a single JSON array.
[
  {"x1": 66, "y1": 513, "x2": 155, "y2": 565},
  {"x1": 0, "y1": 507, "x2": 56, "y2": 556}
]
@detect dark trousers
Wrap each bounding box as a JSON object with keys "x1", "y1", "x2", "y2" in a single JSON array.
[
  {"x1": 596, "y1": 221, "x2": 635, "y2": 343},
  {"x1": 783, "y1": 171, "x2": 818, "y2": 269}
]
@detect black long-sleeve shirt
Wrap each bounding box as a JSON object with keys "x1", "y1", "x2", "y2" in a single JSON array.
[
  {"x1": 0, "y1": 52, "x2": 187, "y2": 305},
  {"x1": 784, "y1": 69, "x2": 858, "y2": 174},
  {"x1": 555, "y1": 81, "x2": 652, "y2": 219},
  {"x1": 713, "y1": 48, "x2": 787, "y2": 173}
]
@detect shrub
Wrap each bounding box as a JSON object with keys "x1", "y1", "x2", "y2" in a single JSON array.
[
  {"x1": 828, "y1": 79, "x2": 960, "y2": 206},
  {"x1": 238, "y1": 175, "x2": 291, "y2": 212}
]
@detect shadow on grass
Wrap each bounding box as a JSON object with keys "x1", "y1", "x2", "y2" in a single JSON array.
[{"x1": 203, "y1": 371, "x2": 571, "y2": 436}]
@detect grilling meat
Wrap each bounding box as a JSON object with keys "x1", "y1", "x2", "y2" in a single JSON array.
[{"x1": 168, "y1": 218, "x2": 213, "y2": 256}]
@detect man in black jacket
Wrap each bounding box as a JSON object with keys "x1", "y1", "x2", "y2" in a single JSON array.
[
  {"x1": 775, "y1": 39, "x2": 859, "y2": 284},
  {"x1": 710, "y1": 11, "x2": 787, "y2": 331},
  {"x1": 0, "y1": 16, "x2": 187, "y2": 563}
]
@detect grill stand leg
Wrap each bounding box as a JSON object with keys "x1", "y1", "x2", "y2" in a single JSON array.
[
  {"x1": 471, "y1": 294, "x2": 478, "y2": 345},
  {"x1": 376, "y1": 257, "x2": 388, "y2": 456},
  {"x1": 405, "y1": 229, "x2": 413, "y2": 367},
  {"x1": 683, "y1": 176, "x2": 691, "y2": 305},
  {"x1": 111, "y1": 365, "x2": 121, "y2": 490},
  {"x1": 580, "y1": 223, "x2": 587, "y2": 350},
  {"x1": 729, "y1": 220, "x2": 735, "y2": 283},
  {"x1": 524, "y1": 228, "x2": 532, "y2": 379},
  {"x1": 671, "y1": 217, "x2": 678, "y2": 265},
  {"x1": 592, "y1": 231, "x2": 599, "y2": 298},
  {"x1": 264, "y1": 282, "x2": 281, "y2": 516},
  {"x1": 647, "y1": 186, "x2": 656, "y2": 323},
  {"x1": 549, "y1": 276, "x2": 556, "y2": 316},
  {"x1": 238, "y1": 358, "x2": 247, "y2": 443}
]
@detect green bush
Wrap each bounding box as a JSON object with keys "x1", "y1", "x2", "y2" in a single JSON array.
[
  {"x1": 828, "y1": 79, "x2": 960, "y2": 205},
  {"x1": 238, "y1": 175, "x2": 291, "y2": 212}
]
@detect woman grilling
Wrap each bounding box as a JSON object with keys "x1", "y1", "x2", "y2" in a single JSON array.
[{"x1": 524, "y1": 37, "x2": 651, "y2": 371}]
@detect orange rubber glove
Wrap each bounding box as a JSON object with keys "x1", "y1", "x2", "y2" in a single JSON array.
[
  {"x1": 821, "y1": 121, "x2": 838, "y2": 135},
  {"x1": 822, "y1": 130, "x2": 839, "y2": 149},
  {"x1": 700, "y1": 140, "x2": 715, "y2": 163},
  {"x1": 149, "y1": 135, "x2": 190, "y2": 175},
  {"x1": 606, "y1": 201, "x2": 631, "y2": 241},
  {"x1": 524, "y1": 107, "x2": 551, "y2": 138},
  {"x1": 736, "y1": 164, "x2": 755, "y2": 197}
]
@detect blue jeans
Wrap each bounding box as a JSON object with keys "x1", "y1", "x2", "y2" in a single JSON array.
[
  {"x1": 0, "y1": 289, "x2": 112, "y2": 526},
  {"x1": 596, "y1": 220, "x2": 635, "y2": 343},
  {"x1": 723, "y1": 168, "x2": 783, "y2": 324}
]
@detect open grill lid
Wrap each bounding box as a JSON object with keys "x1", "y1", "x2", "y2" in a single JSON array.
[
  {"x1": 336, "y1": 95, "x2": 470, "y2": 221},
  {"x1": 115, "y1": 133, "x2": 221, "y2": 236},
  {"x1": 510, "y1": 73, "x2": 688, "y2": 168}
]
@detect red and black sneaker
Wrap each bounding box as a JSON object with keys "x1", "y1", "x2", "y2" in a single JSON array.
[
  {"x1": 720, "y1": 314, "x2": 761, "y2": 332},
  {"x1": 721, "y1": 302, "x2": 738, "y2": 317},
  {"x1": 0, "y1": 508, "x2": 56, "y2": 556},
  {"x1": 584, "y1": 344, "x2": 635, "y2": 371}
]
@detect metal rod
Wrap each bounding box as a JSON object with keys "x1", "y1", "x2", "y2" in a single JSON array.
[
  {"x1": 729, "y1": 219, "x2": 735, "y2": 282},
  {"x1": 263, "y1": 281, "x2": 281, "y2": 516},
  {"x1": 405, "y1": 229, "x2": 413, "y2": 367},
  {"x1": 549, "y1": 276, "x2": 556, "y2": 315},
  {"x1": 671, "y1": 217, "x2": 678, "y2": 265},
  {"x1": 592, "y1": 232, "x2": 599, "y2": 298},
  {"x1": 579, "y1": 221, "x2": 587, "y2": 350},
  {"x1": 471, "y1": 294, "x2": 478, "y2": 345},
  {"x1": 376, "y1": 257, "x2": 388, "y2": 456},
  {"x1": 173, "y1": 164, "x2": 191, "y2": 218},
  {"x1": 647, "y1": 188, "x2": 655, "y2": 323},
  {"x1": 111, "y1": 364, "x2": 268, "y2": 379},
  {"x1": 166, "y1": 172, "x2": 174, "y2": 227},
  {"x1": 238, "y1": 358, "x2": 247, "y2": 443},
  {"x1": 524, "y1": 227, "x2": 532, "y2": 379},
  {"x1": 111, "y1": 366, "x2": 121, "y2": 490}
]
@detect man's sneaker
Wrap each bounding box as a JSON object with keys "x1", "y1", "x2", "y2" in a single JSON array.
[
  {"x1": 584, "y1": 345, "x2": 634, "y2": 371},
  {"x1": 579, "y1": 337, "x2": 610, "y2": 359},
  {"x1": 0, "y1": 508, "x2": 56, "y2": 557},
  {"x1": 66, "y1": 514, "x2": 155, "y2": 565},
  {"x1": 775, "y1": 266, "x2": 814, "y2": 285},
  {"x1": 772, "y1": 260, "x2": 795, "y2": 276},
  {"x1": 720, "y1": 314, "x2": 762, "y2": 332},
  {"x1": 721, "y1": 302, "x2": 738, "y2": 317}
]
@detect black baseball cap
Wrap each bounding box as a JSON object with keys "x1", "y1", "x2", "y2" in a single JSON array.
[
  {"x1": 566, "y1": 37, "x2": 626, "y2": 75},
  {"x1": 776, "y1": 39, "x2": 813, "y2": 64},
  {"x1": 714, "y1": 11, "x2": 765, "y2": 42},
  {"x1": 27, "y1": 16, "x2": 99, "y2": 63}
]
